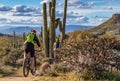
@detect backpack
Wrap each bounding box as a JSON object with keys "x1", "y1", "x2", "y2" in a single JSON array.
[
  {"x1": 56, "y1": 37, "x2": 60, "y2": 43},
  {"x1": 24, "y1": 33, "x2": 35, "y2": 45}
]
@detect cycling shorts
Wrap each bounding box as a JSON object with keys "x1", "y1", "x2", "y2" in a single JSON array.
[{"x1": 24, "y1": 42, "x2": 35, "y2": 57}]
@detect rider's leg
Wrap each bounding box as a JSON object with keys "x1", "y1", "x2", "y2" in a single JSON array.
[
  {"x1": 54, "y1": 50, "x2": 57, "y2": 62},
  {"x1": 54, "y1": 50, "x2": 59, "y2": 63},
  {"x1": 24, "y1": 48, "x2": 28, "y2": 59},
  {"x1": 31, "y1": 57, "x2": 35, "y2": 69},
  {"x1": 30, "y1": 50, "x2": 35, "y2": 70},
  {"x1": 55, "y1": 50, "x2": 60, "y2": 62}
]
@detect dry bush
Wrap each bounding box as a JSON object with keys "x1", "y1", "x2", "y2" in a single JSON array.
[
  {"x1": 51, "y1": 63, "x2": 72, "y2": 73},
  {"x1": 60, "y1": 36, "x2": 120, "y2": 80},
  {"x1": 1, "y1": 49, "x2": 23, "y2": 67},
  {"x1": 68, "y1": 30, "x2": 97, "y2": 43}
]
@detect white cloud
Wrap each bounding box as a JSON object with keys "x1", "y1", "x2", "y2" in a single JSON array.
[
  {"x1": 12, "y1": 5, "x2": 38, "y2": 12},
  {"x1": 56, "y1": 10, "x2": 63, "y2": 17},
  {"x1": 68, "y1": 0, "x2": 95, "y2": 8},
  {"x1": 103, "y1": 6, "x2": 113, "y2": 10},
  {"x1": 68, "y1": 0, "x2": 79, "y2": 4},
  {"x1": 75, "y1": 16, "x2": 89, "y2": 23},
  {"x1": 87, "y1": 2, "x2": 95, "y2": 6},
  {"x1": 40, "y1": 0, "x2": 50, "y2": 4},
  {"x1": 67, "y1": 15, "x2": 89, "y2": 25},
  {"x1": 98, "y1": 18, "x2": 105, "y2": 22},
  {"x1": 0, "y1": 4, "x2": 43, "y2": 27},
  {"x1": 0, "y1": 18, "x2": 11, "y2": 24},
  {"x1": 0, "y1": 4, "x2": 11, "y2": 11},
  {"x1": 56, "y1": 3, "x2": 63, "y2": 7},
  {"x1": 0, "y1": 5, "x2": 42, "y2": 16},
  {"x1": 0, "y1": 12, "x2": 43, "y2": 27}
]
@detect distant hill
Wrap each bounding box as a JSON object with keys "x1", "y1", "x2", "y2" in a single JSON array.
[
  {"x1": 0, "y1": 32, "x2": 12, "y2": 37},
  {"x1": 0, "y1": 33, "x2": 4, "y2": 36},
  {"x1": 91, "y1": 14, "x2": 120, "y2": 35},
  {"x1": 0, "y1": 27, "x2": 40, "y2": 35},
  {"x1": 0, "y1": 25, "x2": 93, "y2": 35}
]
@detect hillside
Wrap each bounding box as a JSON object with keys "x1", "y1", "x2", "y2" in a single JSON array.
[{"x1": 91, "y1": 14, "x2": 120, "y2": 35}]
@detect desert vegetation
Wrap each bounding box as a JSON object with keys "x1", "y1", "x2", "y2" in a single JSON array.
[
  {"x1": 0, "y1": 0, "x2": 120, "y2": 81},
  {"x1": 0, "y1": 29, "x2": 120, "y2": 81}
]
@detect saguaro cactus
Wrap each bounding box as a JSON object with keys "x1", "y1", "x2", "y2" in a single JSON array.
[
  {"x1": 62, "y1": 0, "x2": 68, "y2": 40},
  {"x1": 43, "y1": 3, "x2": 49, "y2": 57},
  {"x1": 22, "y1": 32, "x2": 26, "y2": 42},
  {"x1": 49, "y1": 7, "x2": 55, "y2": 58},
  {"x1": 40, "y1": 26, "x2": 43, "y2": 37},
  {"x1": 42, "y1": 0, "x2": 67, "y2": 58},
  {"x1": 13, "y1": 31, "x2": 16, "y2": 48}
]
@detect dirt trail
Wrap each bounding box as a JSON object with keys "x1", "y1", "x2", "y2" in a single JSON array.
[
  {"x1": 0, "y1": 72, "x2": 66, "y2": 81},
  {"x1": 0, "y1": 73, "x2": 41, "y2": 81}
]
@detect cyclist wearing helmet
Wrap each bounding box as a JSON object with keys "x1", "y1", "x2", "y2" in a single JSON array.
[
  {"x1": 53, "y1": 35, "x2": 61, "y2": 63},
  {"x1": 24, "y1": 29, "x2": 40, "y2": 72}
]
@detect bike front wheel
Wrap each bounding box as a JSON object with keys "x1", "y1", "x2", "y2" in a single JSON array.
[{"x1": 23, "y1": 58, "x2": 30, "y2": 77}]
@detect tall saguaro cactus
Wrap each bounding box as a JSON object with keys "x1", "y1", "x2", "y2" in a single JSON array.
[
  {"x1": 49, "y1": 7, "x2": 55, "y2": 58},
  {"x1": 62, "y1": 0, "x2": 68, "y2": 40},
  {"x1": 42, "y1": 0, "x2": 68, "y2": 58},
  {"x1": 43, "y1": 3, "x2": 49, "y2": 57}
]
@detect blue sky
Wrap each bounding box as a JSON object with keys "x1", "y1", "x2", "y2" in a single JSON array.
[{"x1": 0, "y1": 0, "x2": 120, "y2": 28}]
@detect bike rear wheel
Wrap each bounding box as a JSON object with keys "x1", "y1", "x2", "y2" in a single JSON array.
[
  {"x1": 31, "y1": 56, "x2": 36, "y2": 75},
  {"x1": 23, "y1": 58, "x2": 30, "y2": 77}
]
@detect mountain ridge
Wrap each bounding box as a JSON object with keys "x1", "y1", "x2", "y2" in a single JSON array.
[
  {"x1": 0, "y1": 25, "x2": 93, "y2": 35},
  {"x1": 91, "y1": 14, "x2": 120, "y2": 35}
]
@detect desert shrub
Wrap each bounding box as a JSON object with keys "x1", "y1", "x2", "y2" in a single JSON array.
[
  {"x1": 1, "y1": 49, "x2": 23, "y2": 67},
  {"x1": 60, "y1": 36, "x2": 120, "y2": 80},
  {"x1": 51, "y1": 63, "x2": 71, "y2": 73},
  {"x1": 81, "y1": 69, "x2": 94, "y2": 80},
  {"x1": 80, "y1": 70, "x2": 119, "y2": 80},
  {"x1": 66, "y1": 71, "x2": 78, "y2": 81},
  {"x1": 45, "y1": 71, "x2": 59, "y2": 77},
  {"x1": 114, "y1": 74, "x2": 120, "y2": 81},
  {"x1": 0, "y1": 65, "x2": 16, "y2": 73},
  {"x1": 103, "y1": 31, "x2": 115, "y2": 38},
  {"x1": 68, "y1": 30, "x2": 97, "y2": 43},
  {"x1": 80, "y1": 30, "x2": 97, "y2": 39}
]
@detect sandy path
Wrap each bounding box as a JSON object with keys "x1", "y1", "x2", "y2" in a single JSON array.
[
  {"x1": 0, "y1": 73, "x2": 66, "y2": 81},
  {"x1": 0, "y1": 72, "x2": 42, "y2": 81},
  {"x1": 0, "y1": 76, "x2": 40, "y2": 81}
]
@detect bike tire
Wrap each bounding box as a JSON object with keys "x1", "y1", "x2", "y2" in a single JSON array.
[
  {"x1": 31, "y1": 56, "x2": 36, "y2": 75},
  {"x1": 23, "y1": 58, "x2": 30, "y2": 77}
]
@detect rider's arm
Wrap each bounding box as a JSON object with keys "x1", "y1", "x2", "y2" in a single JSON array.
[{"x1": 34, "y1": 35, "x2": 40, "y2": 47}]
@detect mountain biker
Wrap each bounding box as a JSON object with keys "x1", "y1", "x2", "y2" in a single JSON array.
[
  {"x1": 24, "y1": 29, "x2": 40, "y2": 72},
  {"x1": 53, "y1": 35, "x2": 61, "y2": 63}
]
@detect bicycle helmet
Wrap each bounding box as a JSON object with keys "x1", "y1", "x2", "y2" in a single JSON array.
[{"x1": 31, "y1": 29, "x2": 36, "y2": 34}]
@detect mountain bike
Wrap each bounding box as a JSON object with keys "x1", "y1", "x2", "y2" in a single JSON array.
[{"x1": 23, "y1": 52, "x2": 36, "y2": 77}]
